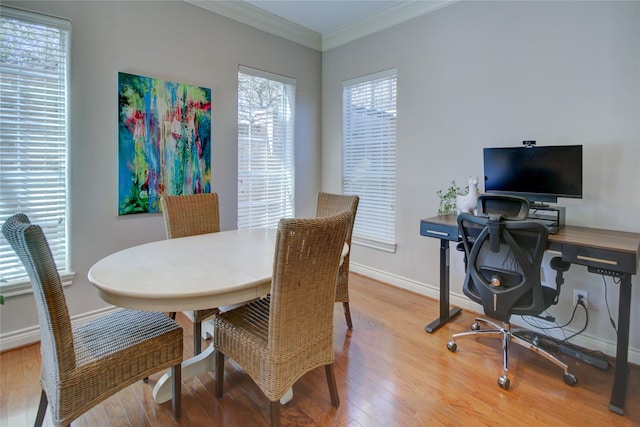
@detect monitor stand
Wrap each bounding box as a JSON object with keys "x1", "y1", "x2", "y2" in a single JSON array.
[{"x1": 527, "y1": 205, "x2": 565, "y2": 233}]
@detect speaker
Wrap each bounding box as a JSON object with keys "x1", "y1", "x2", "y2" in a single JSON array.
[{"x1": 477, "y1": 194, "x2": 529, "y2": 220}]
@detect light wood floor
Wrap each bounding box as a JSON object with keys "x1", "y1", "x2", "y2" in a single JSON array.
[{"x1": 1, "y1": 273, "x2": 638, "y2": 426}]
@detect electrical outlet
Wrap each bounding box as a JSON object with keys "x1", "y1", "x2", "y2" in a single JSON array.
[{"x1": 573, "y1": 289, "x2": 588, "y2": 309}]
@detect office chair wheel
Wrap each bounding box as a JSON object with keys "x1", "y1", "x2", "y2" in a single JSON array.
[
  {"x1": 498, "y1": 375, "x2": 510, "y2": 390},
  {"x1": 563, "y1": 373, "x2": 578, "y2": 386},
  {"x1": 446, "y1": 341, "x2": 457, "y2": 352},
  {"x1": 471, "y1": 322, "x2": 480, "y2": 331}
]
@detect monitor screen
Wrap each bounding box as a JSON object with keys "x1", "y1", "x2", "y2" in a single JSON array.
[{"x1": 483, "y1": 145, "x2": 583, "y2": 204}]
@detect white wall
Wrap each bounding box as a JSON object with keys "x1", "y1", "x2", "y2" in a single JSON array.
[
  {"x1": 0, "y1": 1, "x2": 322, "y2": 345},
  {"x1": 322, "y1": 1, "x2": 640, "y2": 361}
]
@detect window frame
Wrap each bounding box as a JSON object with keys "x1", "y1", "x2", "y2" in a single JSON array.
[
  {"x1": 237, "y1": 65, "x2": 296, "y2": 229},
  {"x1": 0, "y1": 6, "x2": 73, "y2": 296},
  {"x1": 342, "y1": 69, "x2": 398, "y2": 253}
]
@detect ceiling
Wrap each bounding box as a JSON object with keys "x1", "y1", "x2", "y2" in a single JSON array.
[{"x1": 187, "y1": 0, "x2": 453, "y2": 51}]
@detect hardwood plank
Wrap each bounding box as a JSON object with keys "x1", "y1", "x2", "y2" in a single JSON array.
[
  {"x1": 117, "y1": 385, "x2": 151, "y2": 427},
  {"x1": 1, "y1": 273, "x2": 638, "y2": 426}
]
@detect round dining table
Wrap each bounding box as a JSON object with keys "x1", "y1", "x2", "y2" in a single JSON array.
[{"x1": 88, "y1": 227, "x2": 347, "y2": 404}]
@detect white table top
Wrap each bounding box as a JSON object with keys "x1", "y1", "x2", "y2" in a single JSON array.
[
  {"x1": 88, "y1": 228, "x2": 278, "y2": 312},
  {"x1": 89, "y1": 227, "x2": 349, "y2": 312}
]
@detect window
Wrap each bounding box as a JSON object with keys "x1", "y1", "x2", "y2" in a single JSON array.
[
  {"x1": 237, "y1": 66, "x2": 295, "y2": 229},
  {"x1": 0, "y1": 7, "x2": 72, "y2": 294},
  {"x1": 342, "y1": 69, "x2": 397, "y2": 252}
]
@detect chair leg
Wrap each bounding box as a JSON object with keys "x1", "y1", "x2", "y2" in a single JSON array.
[
  {"x1": 171, "y1": 364, "x2": 181, "y2": 420},
  {"x1": 342, "y1": 302, "x2": 353, "y2": 330},
  {"x1": 325, "y1": 364, "x2": 340, "y2": 407},
  {"x1": 34, "y1": 390, "x2": 48, "y2": 427},
  {"x1": 511, "y1": 333, "x2": 571, "y2": 375},
  {"x1": 194, "y1": 322, "x2": 202, "y2": 355},
  {"x1": 270, "y1": 400, "x2": 281, "y2": 427},
  {"x1": 451, "y1": 329, "x2": 504, "y2": 341},
  {"x1": 215, "y1": 350, "x2": 225, "y2": 398},
  {"x1": 474, "y1": 317, "x2": 502, "y2": 331}
]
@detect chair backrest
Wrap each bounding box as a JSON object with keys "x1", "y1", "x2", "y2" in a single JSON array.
[
  {"x1": 268, "y1": 212, "x2": 351, "y2": 356},
  {"x1": 316, "y1": 192, "x2": 359, "y2": 298},
  {"x1": 2, "y1": 214, "x2": 76, "y2": 383},
  {"x1": 161, "y1": 193, "x2": 220, "y2": 238},
  {"x1": 458, "y1": 211, "x2": 549, "y2": 323},
  {"x1": 316, "y1": 192, "x2": 359, "y2": 243}
]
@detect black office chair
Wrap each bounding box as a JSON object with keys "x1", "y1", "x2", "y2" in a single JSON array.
[{"x1": 446, "y1": 194, "x2": 577, "y2": 390}]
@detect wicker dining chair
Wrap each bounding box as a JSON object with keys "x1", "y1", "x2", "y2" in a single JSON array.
[
  {"x1": 214, "y1": 212, "x2": 351, "y2": 427},
  {"x1": 2, "y1": 213, "x2": 183, "y2": 427},
  {"x1": 316, "y1": 192, "x2": 359, "y2": 329},
  {"x1": 161, "y1": 192, "x2": 221, "y2": 355}
]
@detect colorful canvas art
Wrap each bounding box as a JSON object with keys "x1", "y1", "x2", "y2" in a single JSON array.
[{"x1": 118, "y1": 72, "x2": 212, "y2": 215}]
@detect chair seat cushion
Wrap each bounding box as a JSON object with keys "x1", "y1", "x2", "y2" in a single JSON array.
[
  {"x1": 214, "y1": 294, "x2": 336, "y2": 401},
  {"x1": 215, "y1": 297, "x2": 270, "y2": 349},
  {"x1": 511, "y1": 285, "x2": 558, "y2": 315},
  {"x1": 73, "y1": 309, "x2": 182, "y2": 364},
  {"x1": 50, "y1": 310, "x2": 183, "y2": 425},
  {"x1": 465, "y1": 279, "x2": 558, "y2": 319}
]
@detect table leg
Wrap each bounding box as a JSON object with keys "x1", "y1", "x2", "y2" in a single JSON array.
[
  {"x1": 425, "y1": 238, "x2": 461, "y2": 333},
  {"x1": 153, "y1": 334, "x2": 294, "y2": 405},
  {"x1": 153, "y1": 343, "x2": 216, "y2": 403},
  {"x1": 608, "y1": 273, "x2": 632, "y2": 415}
]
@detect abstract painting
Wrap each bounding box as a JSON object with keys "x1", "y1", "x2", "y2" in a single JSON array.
[{"x1": 118, "y1": 72, "x2": 211, "y2": 215}]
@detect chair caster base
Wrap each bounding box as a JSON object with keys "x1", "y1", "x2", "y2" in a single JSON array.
[
  {"x1": 498, "y1": 375, "x2": 510, "y2": 390},
  {"x1": 563, "y1": 373, "x2": 578, "y2": 386}
]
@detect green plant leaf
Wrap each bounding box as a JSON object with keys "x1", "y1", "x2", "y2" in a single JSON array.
[{"x1": 437, "y1": 180, "x2": 463, "y2": 216}]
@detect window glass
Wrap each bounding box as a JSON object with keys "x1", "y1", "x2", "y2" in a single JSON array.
[
  {"x1": 237, "y1": 66, "x2": 295, "y2": 229},
  {"x1": 0, "y1": 7, "x2": 72, "y2": 292},
  {"x1": 342, "y1": 70, "x2": 397, "y2": 250}
]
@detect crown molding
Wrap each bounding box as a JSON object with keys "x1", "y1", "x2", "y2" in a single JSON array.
[
  {"x1": 323, "y1": 0, "x2": 455, "y2": 51},
  {"x1": 185, "y1": 0, "x2": 322, "y2": 51},
  {"x1": 185, "y1": 0, "x2": 456, "y2": 52}
]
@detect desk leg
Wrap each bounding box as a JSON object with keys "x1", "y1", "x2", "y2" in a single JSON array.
[
  {"x1": 608, "y1": 273, "x2": 632, "y2": 415},
  {"x1": 425, "y1": 238, "x2": 461, "y2": 333}
]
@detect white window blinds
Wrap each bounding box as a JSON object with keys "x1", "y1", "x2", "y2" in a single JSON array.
[
  {"x1": 237, "y1": 66, "x2": 295, "y2": 229},
  {"x1": 0, "y1": 7, "x2": 71, "y2": 292},
  {"x1": 342, "y1": 69, "x2": 397, "y2": 251}
]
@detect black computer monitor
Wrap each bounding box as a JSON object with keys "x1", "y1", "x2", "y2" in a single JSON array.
[{"x1": 483, "y1": 144, "x2": 583, "y2": 205}]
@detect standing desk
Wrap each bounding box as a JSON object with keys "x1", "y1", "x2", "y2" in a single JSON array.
[{"x1": 420, "y1": 214, "x2": 640, "y2": 415}]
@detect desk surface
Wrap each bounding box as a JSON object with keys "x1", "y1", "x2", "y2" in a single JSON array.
[
  {"x1": 88, "y1": 228, "x2": 278, "y2": 312},
  {"x1": 422, "y1": 214, "x2": 640, "y2": 273}
]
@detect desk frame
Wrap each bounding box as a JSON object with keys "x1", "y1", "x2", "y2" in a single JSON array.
[{"x1": 420, "y1": 214, "x2": 639, "y2": 416}]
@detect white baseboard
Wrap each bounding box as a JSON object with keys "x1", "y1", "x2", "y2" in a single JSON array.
[
  {"x1": 0, "y1": 306, "x2": 122, "y2": 351},
  {"x1": 4, "y1": 268, "x2": 638, "y2": 367},
  {"x1": 350, "y1": 263, "x2": 640, "y2": 366}
]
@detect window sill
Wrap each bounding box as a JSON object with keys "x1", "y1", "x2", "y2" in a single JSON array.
[
  {"x1": 353, "y1": 235, "x2": 397, "y2": 253},
  {"x1": 1, "y1": 271, "x2": 75, "y2": 298}
]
